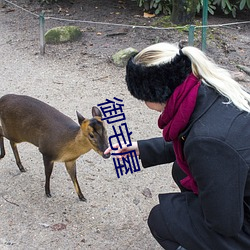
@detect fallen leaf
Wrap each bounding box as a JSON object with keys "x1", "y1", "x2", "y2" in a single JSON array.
[
  {"x1": 51, "y1": 223, "x2": 67, "y2": 231},
  {"x1": 143, "y1": 12, "x2": 155, "y2": 18}
]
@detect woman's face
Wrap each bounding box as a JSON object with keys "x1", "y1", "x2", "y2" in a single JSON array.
[{"x1": 145, "y1": 102, "x2": 166, "y2": 112}]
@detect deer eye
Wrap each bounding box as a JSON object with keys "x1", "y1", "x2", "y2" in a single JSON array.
[{"x1": 89, "y1": 133, "x2": 94, "y2": 139}]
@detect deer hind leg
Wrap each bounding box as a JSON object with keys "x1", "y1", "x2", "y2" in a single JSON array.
[
  {"x1": 43, "y1": 155, "x2": 54, "y2": 198},
  {"x1": 10, "y1": 141, "x2": 26, "y2": 172},
  {"x1": 0, "y1": 126, "x2": 5, "y2": 159},
  {"x1": 65, "y1": 161, "x2": 86, "y2": 202}
]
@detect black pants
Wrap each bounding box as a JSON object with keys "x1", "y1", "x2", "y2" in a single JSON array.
[{"x1": 148, "y1": 162, "x2": 188, "y2": 250}]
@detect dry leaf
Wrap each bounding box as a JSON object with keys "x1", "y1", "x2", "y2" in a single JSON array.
[
  {"x1": 143, "y1": 12, "x2": 155, "y2": 18},
  {"x1": 51, "y1": 223, "x2": 67, "y2": 231}
]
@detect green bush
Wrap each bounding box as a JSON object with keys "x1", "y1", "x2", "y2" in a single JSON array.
[
  {"x1": 212, "y1": 0, "x2": 250, "y2": 17},
  {"x1": 196, "y1": 0, "x2": 216, "y2": 15},
  {"x1": 135, "y1": 0, "x2": 172, "y2": 15},
  {"x1": 135, "y1": 0, "x2": 250, "y2": 17}
]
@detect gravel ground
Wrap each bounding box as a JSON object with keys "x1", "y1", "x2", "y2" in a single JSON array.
[{"x1": 0, "y1": 1, "x2": 249, "y2": 249}]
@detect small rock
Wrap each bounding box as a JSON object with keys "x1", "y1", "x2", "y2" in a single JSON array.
[
  {"x1": 51, "y1": 223, "x2": 67, "y2": 231},
  {"x1": 133, "y1": 197, "x2": 140, "y2": 205},
  {"x1": 0, "y1": 0, "x2": 6, "y2": 8},
  {"x1": 236, "y1": 65, "x2": 250, "y2": 76},
  {"x1": 39, "y1": 223, "x2": 50, "y2": 228},
  {"x1": 142, "y1": 187, "x2": 152, "y2": 198},
  {"x1": 231, "y1": 71, "x2": 247, "y2": 82},
  {"x1": 5, "y1": 241, "x2": 15, "y2": 246},
  {"x1": 45, "y1": 26, "x2": 82, "y2": 44},
  {"x1": 112, "y1": 47, "x2": 138, "y2": 67}
]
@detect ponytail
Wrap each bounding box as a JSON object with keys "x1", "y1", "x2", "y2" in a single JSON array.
[{"x1": 182, "y1": 46, "x2": 250, "y2": 112}]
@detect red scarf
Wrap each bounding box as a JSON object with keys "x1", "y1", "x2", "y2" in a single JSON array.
[{"x1": 158, "y1": 73, "x2": 201, "y2": 194}]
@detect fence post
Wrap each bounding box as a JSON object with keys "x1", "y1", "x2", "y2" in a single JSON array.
[
  {"x1": 202, "y1": 0, "x2": 208, "y2": 51},
  {"x1": 39, "y1": 11, "x2": 45, "y2": 55},
  {"x1": 188, "y1": 25, "x2": 195, "y2": 46}
]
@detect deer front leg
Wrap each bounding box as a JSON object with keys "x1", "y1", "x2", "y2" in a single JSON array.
[
  {"x1": 0, "y1": 127, "x2": 5, "y2": 159},
  {"x1": 43, "y1": 155, "x2": 54, "y2": 198},
  {"x1": 10, "y1": 141, "x2": 26, "y2": 172},
  {"x1": 65, "y1": 160, "x2": 86, "y2": 202},
  {"x1": 0, "y1": 137, "x2": 5, "y2": 159}
]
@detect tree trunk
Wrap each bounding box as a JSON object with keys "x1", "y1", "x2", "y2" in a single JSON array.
[{"x1": 171, "y1": 0, "x2": 198, "y2": 25}]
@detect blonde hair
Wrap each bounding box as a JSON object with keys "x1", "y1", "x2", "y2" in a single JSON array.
[{"x1": 134, "y1": 42, "x2": 250, "y2": 113}]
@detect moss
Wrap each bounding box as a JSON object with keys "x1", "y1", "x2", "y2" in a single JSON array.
[
  {"x1": 152, "y1": 16, "x2": 197, "y2": 32},
  {"x1": 152, "y1": 16, "x2": 172, "y2": 27},
  {"x1": 45, "y1": 26, "x2": 82, "y2": 44}
]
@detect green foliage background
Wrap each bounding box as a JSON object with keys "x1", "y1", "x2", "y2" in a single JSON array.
[
  {"x1": 135, "y1": 0, "x2": 250, "y2": 17},
  {"x1": 39, "y1": 0, "x2": 250, "y2": 18}
]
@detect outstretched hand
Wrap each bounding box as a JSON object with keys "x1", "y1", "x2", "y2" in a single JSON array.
[{"x1": 104, "y1": 142, "x2": 139, "y2": 159}]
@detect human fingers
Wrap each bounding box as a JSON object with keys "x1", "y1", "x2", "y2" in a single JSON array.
[{"x1": 104, "y1": 142, "x2": 126, "y2": 155}]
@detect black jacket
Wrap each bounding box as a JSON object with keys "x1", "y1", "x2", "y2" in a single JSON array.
[{"x1": 138, "y1": 84, "x2": 250, "y2": 249}]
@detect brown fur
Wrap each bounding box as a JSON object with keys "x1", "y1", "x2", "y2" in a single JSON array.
[{"x1": 0, "y1": 94, "x2": 110, "y2": 201}]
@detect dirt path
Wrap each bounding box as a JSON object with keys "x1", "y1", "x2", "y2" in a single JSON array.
[
  {"x1": 0, "y1": 1, "x2": 249, "y2": 249},
  {"x1": 0, "y1": 3, "x2": 176, "y2": 250}
]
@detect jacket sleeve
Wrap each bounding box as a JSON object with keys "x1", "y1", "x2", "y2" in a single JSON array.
[
  {"x1": 137, "y1": 137, "x2": 175, "y2": 168},
  {"x1": 185, "y1": 136, "x2": 248, "y2": 237}
]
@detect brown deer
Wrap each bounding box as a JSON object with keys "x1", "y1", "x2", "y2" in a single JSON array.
[{"x1": 0, "y1": 94, "x2": 110, "y2": 201}]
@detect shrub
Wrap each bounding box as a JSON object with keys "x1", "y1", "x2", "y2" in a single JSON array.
[
  {"x1": 135, "y1": 0, "x2": 250, "y2": 17},
  {"x1": 135, "y1": 0, "x2": 172, "y2": 15}
]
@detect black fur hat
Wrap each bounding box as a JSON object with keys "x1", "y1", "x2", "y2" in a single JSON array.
[{"x1": 125, "y1": 52, "x2": 192, "y2": 103}]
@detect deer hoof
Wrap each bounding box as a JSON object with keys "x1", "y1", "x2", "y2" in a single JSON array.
[
  {"x1": 79, "y1": 196, "x2": 87, "y2": 202},
  {"x1": 46, "y1": 193, "x2": 52, "y2": 198}
]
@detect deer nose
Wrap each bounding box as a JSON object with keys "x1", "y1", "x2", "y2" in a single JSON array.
[{"x1": 103, "y1": 152, "x2": 110, "y2": 159}]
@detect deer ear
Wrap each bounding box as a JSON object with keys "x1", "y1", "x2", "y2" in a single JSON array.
[
  {"x1": 92, "y1": 106, "x2": 102, "y2": 118},
  {"x1": 76, "y1": 111, "x2": 85, "y2": 125}
]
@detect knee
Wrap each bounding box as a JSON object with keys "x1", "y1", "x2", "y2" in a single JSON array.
[
  {"x1": 148, "y1": 205, "x2": 180, "y2": 249},
  {"x1": 147, "y1": 204, "x2": 161, "y2": 234}
]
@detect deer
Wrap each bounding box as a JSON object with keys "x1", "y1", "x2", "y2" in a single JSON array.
[{"x1": 0, "y1": 94, "x2": 110, "y2": 201}]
